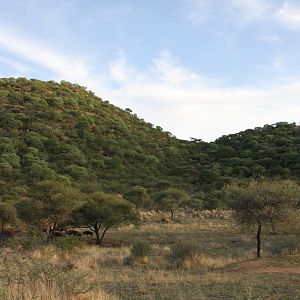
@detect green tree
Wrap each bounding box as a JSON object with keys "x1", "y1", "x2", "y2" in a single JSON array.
[
  {"x1": 76, "y1": 192, "x2": 138, "y2": 245},
  {"x1": 225, "y1": 180, "x2": 300, "y2": 258},
  {"x1": 124, "y1": 186, "x2": 150, "y2": 209},
  {"x1": 155, "y1": 188, "x2": 189, "y2": 220},
  {"x1": 16, "y1": 180, "x2": 82, "y2": 234}
]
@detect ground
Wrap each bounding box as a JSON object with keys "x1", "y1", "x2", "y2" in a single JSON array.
[{"x1": 0, "y1": 212, "x2": 299, "y2": 299}]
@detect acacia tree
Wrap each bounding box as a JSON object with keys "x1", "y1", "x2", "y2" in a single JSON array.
[
  {"x1": 225, "y1": 180, "x2": 300, "y2": 258},
  {"x1": 124, "y1": 186, "x2": 150, "y2": 209},
  {"x1": 155, "y1": 188, "x2": 189, "y2": 220},
  {"x1": 0, "y1": 202, "x2": 18, "y2": 234},
  {"x1": 76, "y1": 192, "x2": 138, "y2": 246},
  {"x1": 16, "y1": 180, "x2": 82, "y2": 234}
]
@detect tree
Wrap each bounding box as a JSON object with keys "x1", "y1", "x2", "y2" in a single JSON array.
[
  {"x1": 155, "y1": 188, "x2": 189, "y2": 220},
  {"x1": 0, "y1": 202, "x2": 18, "y2": 233},
  {"x1": 75, "y1": 192, "x2": 138, "y2": 245},
  {"x1": 16, "y1": 180, "x2": 82, "y2": 234},
  {"x1": 124, "y1": 186, "x2": 150, "y2": 209},
  {"x1": 225, "y1": 180, "x2": 300, "y2": 258}
]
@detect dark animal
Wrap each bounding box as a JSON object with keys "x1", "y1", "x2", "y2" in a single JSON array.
[
  {"x1": 53, "y1": 231, "x2": 65, "y2": 237},
  {"x1": 0, "y1": 231, "x2": 15, "y2": 238},
  {"x1": 82, "y1": 230, "x2": 93, "y2": 236},
  {"x1": 66, "y1": 229, "x2": 82, "y2": 236}
]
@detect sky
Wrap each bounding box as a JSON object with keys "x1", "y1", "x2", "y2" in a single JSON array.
[{"x1": 0, "y1": 0, "x2": 300, "y2": 141}]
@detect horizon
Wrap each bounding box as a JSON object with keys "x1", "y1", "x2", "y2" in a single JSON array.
[{"x1": 0, "y1": 0, "x2": 300, "y2": 141}]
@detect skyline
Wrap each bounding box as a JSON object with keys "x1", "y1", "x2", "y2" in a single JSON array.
[{"x1": 0, "y1": 0, "x2": 300, "y2": 141}]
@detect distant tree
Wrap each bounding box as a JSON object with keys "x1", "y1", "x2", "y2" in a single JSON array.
[
  {"x1": 225, "y1": 180, "x2": 300, "y2": 258},
  {"x1": 155, "y1": 188, "x2": 189, "y2": 220},
  {"x1": 124, "y1": 186, "x2": 150, "y2": 209},
  {"x1": 0, "y1": 202, "x2": 18, "y2": 233},
  {"x1": 75, "y1": 192, "x2": 138, "y2": 245}
]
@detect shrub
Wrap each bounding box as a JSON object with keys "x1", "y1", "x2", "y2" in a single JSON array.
[
  {"x1": 131, "y1": 240, "x2": 152, "y2": 258},
  {"x1": 170, "y1": 241, "x2": 203, "y2": 261},
  {"x1": 19, "y1": 231, "x2": 47, "y2": 251},
  {"x1": 53, "y1": 236, "x2": 85, "y2": 252}
]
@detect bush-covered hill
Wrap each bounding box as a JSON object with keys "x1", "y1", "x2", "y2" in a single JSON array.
[{"x1": 0, "y1": 78, "x2": 299, "y2": 202}]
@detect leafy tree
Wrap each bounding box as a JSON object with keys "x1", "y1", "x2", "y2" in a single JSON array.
[
  {"x1": 124, "y1": 186, "x2": 150, "y2": 209},
  {"x1": 225, "y1": 180, "x2": 300, "y2": 258},
  {"x1": 155, "y1": 188, "x2": 189, "y2": 220},
  {"x1": 0, "y1": 202, "x2": 18, "y2": 233},
  {"x1": 16, "y1": 180, "x2": 82, "y2": 234},
  {"x1": 75, "y1": 192, "x2": 138, "y2": 245}
]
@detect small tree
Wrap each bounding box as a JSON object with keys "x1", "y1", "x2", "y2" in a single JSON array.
[
  {"x1": 0, "y1": 202, "x2": 18, "y2": 233},
  {"x1": 76, "y1": 192, "x2": 138, "y2": 246},
  {"x1": 124, "y1": 186, "x2": 150, "y2": 209},
  {"x1": 225, "y1": 180, "x2": 300, "y2": 258},
  {"x1": 155, "y1": 188, "x2": 189, "y2": 220}
]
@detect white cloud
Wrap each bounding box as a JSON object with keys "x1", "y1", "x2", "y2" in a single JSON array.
[
  {"x1": 183, "y1": 0, "x2": 300, "y2": 32},
  {"x1": 0, "y1": 28, "x2": 299, "y2": 141},
  {"x1": 259, "y1": 35, "x2": 282, "y2": 43},
  {"x1": 276, "y1": 2, "x2": 300, "y2": 30},
  {"x1": 0, "y1": 27, "x2": 90, "y2": 83},
  {"x1": 228, "y1": 0, "x2": 271, "y2": 21},
  {"x1": 183, "y1": 0, "x2": 272, "y2": 26},
  {"x1": 109, "y1": 53, "x2": 144, "y2": 84}
]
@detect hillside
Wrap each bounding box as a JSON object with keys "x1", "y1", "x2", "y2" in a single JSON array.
[{"x1": 0, "y1": 78, "x2": 299, "y2": 203}]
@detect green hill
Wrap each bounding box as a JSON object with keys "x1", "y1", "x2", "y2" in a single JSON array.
[{"x1": 0, "y1": 77, "x2": 299, "y2": 203}]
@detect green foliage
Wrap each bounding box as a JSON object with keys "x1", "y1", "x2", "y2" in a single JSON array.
[
  {"x1": 53, "y1": 236, "x2": 85, "y2": 252},
  {"x1": 0, "y1": 202, "x2": 18, "y2": 231},
  {"x1": 131, "y1": 240, "x2": 152, "y2": 258},
  {"x1": 76, "y1": 192, "x2": 138, "y2": 245},
  {"x1": 0, "y1": 78, "x2": 299, "y2": 214},
  {"x1": 155, "y1": 188, "x2": 189, "y2": 219},
  {"x1": 170, "y1": 241, "x2": 203, "y2": 260},
  {"x1": 225, "y1": 180, "x2": 300, "y2": 228},
  {"x1": 124, "y1": 186, "x2": 150, "y2": 208}
]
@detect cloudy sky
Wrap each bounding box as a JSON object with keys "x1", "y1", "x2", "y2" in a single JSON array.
[{"x1": 0, "y1": 0, "x2": 299, "y2": 141}]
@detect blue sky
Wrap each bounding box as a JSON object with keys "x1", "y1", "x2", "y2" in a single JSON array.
[{"x1": 0, "y1": 0, "x2": 299, "y2": 141}]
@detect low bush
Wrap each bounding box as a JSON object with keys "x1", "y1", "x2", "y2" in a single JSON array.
[
  {"x1": 131, "y1": 240, "x2": 152, "y2": 258},
  {"x1": 170, "y1": 241, "x2": 203, "y2": 261},
  {"x1": 53, "y1": 236, "x2": 85, "y2": 253}
]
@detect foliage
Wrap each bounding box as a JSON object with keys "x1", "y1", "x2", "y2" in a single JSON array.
[
  {"x1": 53, "y1": 236, "x2": 85, "y2": 252},
  {"x1": 75, "y1": 192, "x2": 138, "y2": 245},
  {"x1": 124, "y1": 186, "x2": 150, "y2": 208},
  {"x1": 155, "y1": 188, "x2": 189, "y2": 219},
  {"x1": 0, "y1": 202, "x2": 18, "y2": 231},
  {"x1": 224, "y1": 179, "x2": 300, "y2": 257},
  {"x1": 170, "y1": 241, "x2": 203, "y2": 261},
  {"x1": 131, "y1": 240, "x2": 152, "y2": 258}
]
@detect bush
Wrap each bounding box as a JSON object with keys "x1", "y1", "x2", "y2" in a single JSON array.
[
  {"x1": 170, "y1": 241, "x2": 203, "y2": 261},
  {"x1": 53, "y1": 236, "x2": 85, "y2": 252},
  {"x1": 131, "y1": 240, "x2": 152, "y2": 258},
  {"x1": 20, "y1": 231, "x2": 47, "y2": 251}
]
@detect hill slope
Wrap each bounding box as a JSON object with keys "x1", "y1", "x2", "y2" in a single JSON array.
[{"x1": 0, "y1": 78, "x2": 299, "y2": 202}]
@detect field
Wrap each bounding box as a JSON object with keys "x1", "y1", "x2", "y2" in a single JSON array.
[{"x1": 0, "y1": 211, "x2": 299, "y2": 300}]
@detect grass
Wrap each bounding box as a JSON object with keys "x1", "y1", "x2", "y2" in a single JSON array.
[{"x1": 0, "y1": 212, "x2": 299, "y2": 299}]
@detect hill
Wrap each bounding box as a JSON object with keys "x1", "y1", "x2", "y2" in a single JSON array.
[{"x1": 0, "y1": 77, "x2": 299, "y2": 204}]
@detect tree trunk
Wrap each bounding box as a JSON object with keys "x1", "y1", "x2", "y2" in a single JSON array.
[
  {"x1": 51, "y1": 222, "x2": 57, "y2": 236},
  {"x1": 98, "y1": 226, "x2": 110, "y2": 246},
  {"x1": 170, "y1": 210, "x2": 174, "y2": 221},
  {"x1": 95, "y1": 229, "x2": 100, "y2": 246},
  {"x1": 256, "y1": 224, "x2": 262, "y2": 258}
]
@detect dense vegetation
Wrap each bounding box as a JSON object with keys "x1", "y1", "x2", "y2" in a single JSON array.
[{"x1": 0, "y1": 77, "x2": 299, "y2": 208}]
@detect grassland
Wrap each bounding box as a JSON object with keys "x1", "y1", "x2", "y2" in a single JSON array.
[{"x1": 0, "y1": 212, "x2": 299, "y2": 300}]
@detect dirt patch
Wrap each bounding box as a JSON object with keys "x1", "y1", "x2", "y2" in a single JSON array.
[{"x1": 230, "y1": 258, "x2": 300, "y2": 274}]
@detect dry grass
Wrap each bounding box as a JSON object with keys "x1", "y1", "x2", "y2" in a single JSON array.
[{"x1": 0, "y1": 213, "x2": 299, "y2": 299}]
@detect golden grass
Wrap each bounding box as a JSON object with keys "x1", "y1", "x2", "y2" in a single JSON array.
[{"x1": 0, "y1": 214, "x2": 299, "y2": 299}]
